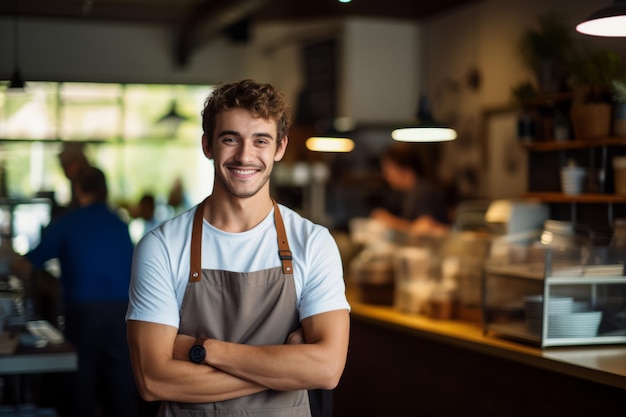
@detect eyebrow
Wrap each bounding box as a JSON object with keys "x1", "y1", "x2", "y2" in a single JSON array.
[{"x1": 217, "y1": 130, "x2": 275, "y2": 140}]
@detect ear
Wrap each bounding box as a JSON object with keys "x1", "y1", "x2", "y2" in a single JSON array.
[
  {"x1": 274, "y1": 136, "x2": 288, "y2": 162},
  {"x1": 202, "y1": 134, "x2": 213, "y2": 159}
]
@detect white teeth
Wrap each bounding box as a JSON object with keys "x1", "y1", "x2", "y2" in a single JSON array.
[{"x1": 232, "y1": 168, "x2": 255, "y2": 175}]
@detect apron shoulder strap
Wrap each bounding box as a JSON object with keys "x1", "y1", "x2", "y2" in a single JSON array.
[
  {"x1": 190, "y1": 198, "x2": 293, "y2": 280},
  {"x1": 189, "y1": 198, "x2": 207, "y2": 282},
  {"x1": 272, "y1": 200, "x2": 293, "y2": 275}
]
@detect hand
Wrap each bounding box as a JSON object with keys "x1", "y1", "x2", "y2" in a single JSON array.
[
  {"x1": 409, "y1": 216, "x2": 450, "y2": 236},
  {"x1": 370, "y1": 208, "x2": 394, "y2": 224},
  {"x1": 285, "y1": 327, "x2": 305, "y2": 344},
  {"x1": 173, "y1": 333, "x2": 198, "y2": 361},
  {"x1": 9, "y1": 256, "x2": 33, "y2": 280}
]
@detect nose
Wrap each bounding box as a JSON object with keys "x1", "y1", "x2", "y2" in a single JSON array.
[{"x1": 234, "y1": 140, "x2": 255, "y2": 164}]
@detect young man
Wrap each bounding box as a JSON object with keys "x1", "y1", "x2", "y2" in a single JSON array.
[{"x1": 126, "y1": 79, "x2": 350, "y2": 416}]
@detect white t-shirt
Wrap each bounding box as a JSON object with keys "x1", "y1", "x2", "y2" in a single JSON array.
[{"x1": 126, "y1": 203, "x2": 350, "y2": 329}]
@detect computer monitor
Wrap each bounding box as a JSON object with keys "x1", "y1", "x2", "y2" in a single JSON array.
[{"x1": 0, "y1": 198, "x2": 53, "y2": 256}]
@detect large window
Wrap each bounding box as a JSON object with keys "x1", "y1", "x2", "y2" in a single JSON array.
[{"x1": 0, "y1": 81, "x2": 214, "y2": 211}]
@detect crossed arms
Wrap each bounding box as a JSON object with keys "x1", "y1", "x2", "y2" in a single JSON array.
[{"x1": 127, "y1": 309, "x2": 350, "y2": 404}]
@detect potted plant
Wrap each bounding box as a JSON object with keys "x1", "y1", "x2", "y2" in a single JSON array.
[
  {"x1": 612, "y1": 78, "x2": 626, "y2": 136},
  {"x1": 511, "y1": 80, "x2": 539, "y2": 142},
  {"x1": 519, "y1": 12, "x2": 573, "y2": 94},
  {"x1": 568, "y1": 49, "x2": 623, "y2": 139}
]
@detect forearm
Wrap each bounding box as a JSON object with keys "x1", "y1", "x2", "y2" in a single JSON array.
[
  {"x1": 203, "y1": 340, "x2": 341, "y2": 391},
  {"x1": 370, "y1": 208, "x2": 411, "y2": 232},
  {"x1": 127, "y1": 321, "x2": 267, "y2": 403},
  {"x1": 202, "y1": 310, "x2": 350, "y2": 391},
  {"x1": 135, "y1": 356, "x2": 265, "y2": 403}
]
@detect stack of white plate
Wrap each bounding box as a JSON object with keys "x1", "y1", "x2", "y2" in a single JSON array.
[
  {"x1": 524, "y1": 295, "x2": 574, "y2": 336},
  {"x1": 548, "y1": 311, "x2": 603, "y2": 338}
]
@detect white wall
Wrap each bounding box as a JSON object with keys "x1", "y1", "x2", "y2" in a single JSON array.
[{"x1": 340, "y1": 18, "x2": 420, "y2": 124}]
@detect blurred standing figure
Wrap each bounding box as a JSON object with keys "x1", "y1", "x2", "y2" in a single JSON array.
[
  {"x1": 129, "y1": 193, "x2": 161, "y2": 244},
  {"x1": 371, "y1": 142, "x2": 450, "y2": 236},
  {"x1": 11, "y1": 167, "x2": 141, "y2": 417},
  {"x1": 58, "y1": 142, "x2": 92, "y2": 211}
]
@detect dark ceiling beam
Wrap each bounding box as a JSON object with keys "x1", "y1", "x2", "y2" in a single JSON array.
[
  {"x1": 0, "y1": 0, "x2": 179, "y2": 25},
  {"x1": 175, "y1": 0, "x2": 272, "y2": 68}
]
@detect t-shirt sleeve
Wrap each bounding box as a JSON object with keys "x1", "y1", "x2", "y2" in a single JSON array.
[
  {"x1": 298, "y1": 228, "x2": 350, "y2": 320},
  {"x1": 125, "y1": 231, "x2": 181, "y2": 328}
]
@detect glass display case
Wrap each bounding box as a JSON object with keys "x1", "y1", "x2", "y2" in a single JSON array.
[{"x1": 483, "y1": 236, "x2": 626, "y2": 348}]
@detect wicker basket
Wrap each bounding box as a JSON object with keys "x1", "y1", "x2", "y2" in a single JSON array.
[{"x1": 570, "y1": 103, "x2": 611, "y2": 139}]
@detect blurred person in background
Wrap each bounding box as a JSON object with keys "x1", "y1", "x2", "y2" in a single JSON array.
[
  {"x1": 57, "y1": 142, "x2": 93, "y2": 212},
  {"x1": 10, "y1": 166, "x2": 141, "y2": 417},
  {"x1": 129, "y1": 193, "x2": 162, "y2": 244},
  {"x1": 370, "y1": 142, "x2": 451, "y2": 236}
]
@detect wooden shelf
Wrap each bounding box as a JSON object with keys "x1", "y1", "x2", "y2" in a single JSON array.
[
  {"x1": 523, "y1": 91, "x2": 573, "y2": 106},
  {"x1": 523, "y1": 192, "x2": 626, "y2": 204},
  {"x1": 521, "y1": 138, "x2": 626, "y2": 151}
]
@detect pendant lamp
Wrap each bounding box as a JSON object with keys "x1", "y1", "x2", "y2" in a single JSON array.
[
  {"x1": 576, "y1": 0, "x2": 626, "y2": 37},
  {"x1": 391, "y1": 96, "x2": 457, "y2": 142},
  {"x1": 7, "y1": 0, "x2": 26, "y2": 95},
  {"x1": 306, "y1": 117, "x2": 355, "y2": 153},
  {"x1": 157, "y1": 99, "x2": 187, "y2": 125},
  {"x1": 8, "y1": 68, "x2": 25, "y2": 91},
  {"x1": 305, "y1": 136, "x2": 355, "y2": 153}
]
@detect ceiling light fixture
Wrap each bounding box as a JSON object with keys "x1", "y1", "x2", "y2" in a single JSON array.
[
  {"x1": 392, "y1": 23, "x2": 457, "y2": 143},
  {"x1": 391, "y1": 95, "x2": 457, "y2": 142},
  {"x1": 157, "y1": 99, "x2": 187, "y2": 125},
  {"x1": 306, "y1": 136, "x2": 355, "y2": 152},
  {"x1": 8, "y1": 68, "x2": 25, "y2": 91},
  {"x1": 576, "y1": 0, "x2": 626, "y2": 37},
  {"x1": 7, "y1": 0, "x2": 26, "y2": 94},
  {"x1": 306, "y1": 117, "x2": 355, "y2": 152}
]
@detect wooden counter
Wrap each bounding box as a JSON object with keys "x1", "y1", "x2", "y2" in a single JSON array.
[
  {"x1": 333, "y1": 299, "x2": 626, "y2": 416},
  {"x1": 0, "y1": 333, "x2": 77, "y2": 375}
]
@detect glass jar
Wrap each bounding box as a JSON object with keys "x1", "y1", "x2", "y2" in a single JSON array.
[
  {"x1": 537, "y1": 220, "x2": 590, "y2": 270},
  {"x1": 610, "y1": 218, "x2": 626, "y2": 249}
]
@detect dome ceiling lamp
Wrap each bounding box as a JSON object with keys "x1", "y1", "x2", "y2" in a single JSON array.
[
  {"x1": 392, "y1": 22, "x2": 457, "y2": 143},
  {"x1": 391, "y1": 95, "x2": 457, "y2": 142},
  {"x1": 156, "y1": 94, "x2": 188, "y2": 125},
  {"x1": 305, "y1": 117, "x2": 355, "y2": 153},
  {"x1": 576, "y1": 0, "x2": 626, "y2": 37},
  {"x1": 305, "y1": 136, "x2": 355, "y2": 152}
]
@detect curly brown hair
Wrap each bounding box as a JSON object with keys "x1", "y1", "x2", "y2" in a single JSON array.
[{"x1": 201, "y1": 79, "x2": 291, "y2": 147}]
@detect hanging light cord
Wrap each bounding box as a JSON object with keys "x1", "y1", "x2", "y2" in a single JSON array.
[{"x1": 13, "y1": 0, "x2": 20, "y2": 70}]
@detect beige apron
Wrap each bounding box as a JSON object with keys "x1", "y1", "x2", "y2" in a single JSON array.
[{"x1": 158, "y1": 199, "x2": 311, "y2": 417}]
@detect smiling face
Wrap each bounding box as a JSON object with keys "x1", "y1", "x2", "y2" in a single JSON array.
[{"x1": 203, "y1": 108, "x2": 287, "y2": 200}]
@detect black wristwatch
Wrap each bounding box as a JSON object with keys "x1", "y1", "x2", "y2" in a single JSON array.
[{"x1": 189, "y1": 338, "x2": 207, "y2": 364}]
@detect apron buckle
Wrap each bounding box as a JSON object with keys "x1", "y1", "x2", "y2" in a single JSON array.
[{"x1": 279, "y1": 250, "x2": 293, "y2": 260}]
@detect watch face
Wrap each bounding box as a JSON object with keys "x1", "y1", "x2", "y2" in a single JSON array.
[{"x1": 189, "y1": 344, "x2": 206, "y2": 364}]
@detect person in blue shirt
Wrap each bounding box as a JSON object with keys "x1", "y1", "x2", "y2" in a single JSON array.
[{"x1": 11, "y1": 166, "x2": 141, "y2": 417}]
